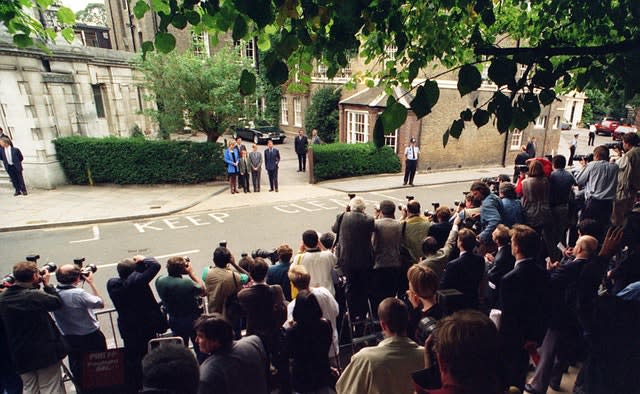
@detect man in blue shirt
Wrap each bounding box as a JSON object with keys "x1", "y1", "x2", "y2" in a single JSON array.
[
  {"x1": 53, "y1": 264, "x2": 106, "y2": 391},
  {"x1": 575, "y1": 145, "x2": 618, "y2": 228},
  {"x1": 266, "y1": 244, "x2": 293, "y2": 301}
]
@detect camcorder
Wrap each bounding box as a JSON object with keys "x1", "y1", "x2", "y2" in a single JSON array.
[
  {"x1": 398, "y1": 195, "x2": 414, "y2": 211},
  {"x1": 73, "y1": 257, "x2": 98, "y2": 277}
]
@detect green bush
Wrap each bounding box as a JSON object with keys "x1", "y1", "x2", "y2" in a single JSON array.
[
  {"x1": 304, "y1": 87, "x2": 340, "y2": 143},
  {"x1": 53, "y1": 136, "x2": 225, "y2": 184},
  {"x1": 313, "y1": 143, "x2": 401, "y2": 180}
]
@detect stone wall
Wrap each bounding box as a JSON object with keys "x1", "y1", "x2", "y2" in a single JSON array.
[{"x1": 0, "y1": 33, "x2": 155, "y2": 189}]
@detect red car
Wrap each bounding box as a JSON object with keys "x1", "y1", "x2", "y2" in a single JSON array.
[
  {"x1": 612, "y1": 124, "x2": 638, "y2": 141},
  {"x1": 594, "y1": 117, "x2": 620, "y2": 136}
]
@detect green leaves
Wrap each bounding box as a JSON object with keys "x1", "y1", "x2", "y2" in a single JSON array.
[
  {"x1": 155, "y1": 32, "x2": 176, "y2": 53},
  {"x1": 381, "y1": 97, "x2": 407, "y2": 132},
  {"x1": 457, "y1": 64, "x2": 481, "y2": 97},
  {"x1": 539, "y1": 89, "x2": 556, "y2": 106},
  {"x1": 133, "y1": 0, "x2": 149, "y2": 19},
  {"x1": 410, "y1": 80, "x2": 439, "y2": 119},
  {"x1": 239, "y1": 69, "x2": 256, "y2": 96},
  {"x1": 473, "y1": 109, "x2": 490, "y2": 128},
  {"x1": 61, "y1": 27, "x2": 75, "y2": 42},
  {"x1": 150, "y1": 0, "x2": 170, "y2": 15},
  {"x1": 13, "y1": 33, "x2": 33, "y2": 48},
  {"x1": 56, "y1": 6, "x2": 75, "y2": 24},
  {"x1": 487, "y1": 58, "x2": 516, "y2": 87},
  {"x1": 265, "y1": 60, "x2": 289, "y2": 85},
  {"x1": 232, "y1": 15, "x2": 247, "y2": 41}
]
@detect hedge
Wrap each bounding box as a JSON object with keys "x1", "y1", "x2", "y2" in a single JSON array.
[
  {"x1": 53, "y1": 136, "x2": 225, "y2": 184},
  {"x1": 313, "y1": 143, "x2": 401, "y2": 181}
]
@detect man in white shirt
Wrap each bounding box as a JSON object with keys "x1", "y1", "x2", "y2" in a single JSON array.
[
  {"x1": 290, "y1": 230, "x2": 336, "y2": 296},
  {"x1": 403, "y1": 137, "x2": 420, "y2": 186},
  {"x1": 286, "y1": 265, "x2": 339, "y2": 359}
]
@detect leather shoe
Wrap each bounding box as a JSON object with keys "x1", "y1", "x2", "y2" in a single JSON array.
[
  {"x1": 269, "y1": 189, "x2": 274, "y2": 192},
  {"x1": 22, "y1": 191, "x2": 27, "y2": 195},
  {"x1": 524, "y1": 383, "x2": 543, "y2": 394},
  {"x1": 14, "y1": 192, "x2": 20, "y2": 196}
]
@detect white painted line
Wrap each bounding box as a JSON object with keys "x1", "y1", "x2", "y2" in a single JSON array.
[
  {"x1": 370, "y1": 192, "x2": 404, "y2": 202},
  {"x1": 96, "y1": 249, "x2": 200, "y2": 269},
  {"x1": 69, "y1": 226, "x2": 100, "y2": 244}
]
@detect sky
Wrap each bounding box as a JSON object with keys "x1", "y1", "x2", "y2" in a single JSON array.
[{"x1": 61, "y1": 0, "x2": 104, "y2": 12}]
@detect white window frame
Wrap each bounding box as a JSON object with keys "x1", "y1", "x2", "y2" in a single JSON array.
[
  {"x1": 316, "y1": 63, "x2": 327, "y2": 79},
  {"x1": 280, "y1": 97, "x2": 289, "y2": 125},
  {"x1": 510, "y1": 129, "x2": 523, "y2": 150},
  {"x1": 535, "y1": 115, "x2": 547, "y2": 128},
  {"x1": 384, "y1": 45, "x2": 397, "y2": 59},
  {"x1": 346, "y1": 110, "x2": 369, "y2": 143},
  {"x1": 293, "y1": 97, "x2": 302, "y2": 127},
  {"x1": 384, "y1": 129, "x2": 398, "y2": 153},
  {"x1": 553, "y1": 116, "x2": 560, "y2": 129}
]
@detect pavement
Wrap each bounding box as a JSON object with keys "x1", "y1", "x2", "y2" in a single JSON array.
[{"x1": 0, "y1": 127, "x2": 585, "y2": 232}]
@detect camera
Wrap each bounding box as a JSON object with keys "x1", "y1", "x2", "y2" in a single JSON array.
[
  {"x1": 574, "y1": 153, "x2": 594, "y2": 163},
  {"x1": 219, "y1": 240, "x2": 227, "y2": 248},
  {"x1": 415, "y1": 316, "x2": 438, "y2": 347},
  {"x1": 432, "y1": 202, "x2": 440, "y2": 210},
  {"x1": 406, "y1": 195, "x2": 414, "y2": 201},
  {"x1": 81, "y1": 264, "x2": 98, "y2": 277},
  {"x1": 73, "y1": 257, "x2": 86, "y2": 267},
  {"x1": 347, "y1": 193, "x2": 356, "y2": 200},
  {"x1": 39, "y1": 262, "x2": 57, "y2": 276},
  {"x1": 0, "y1": 273, "x2": 15, "y2": 289},
  {"x1": 26, "y1": 254, "x2": 40, "y2": 263},
  {"x1": 604, "y1": 142, "x2": 623, "y2": 151},
  {"x1": 515, "y1": 164, "x2": 529, "y2": 173},
  {"x1": 251, "y1": 248, "x2": 278, "y2": 263}
]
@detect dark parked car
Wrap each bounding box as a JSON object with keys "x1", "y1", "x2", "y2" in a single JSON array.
[{"x1": 234, "y1": 125, "x2": 286, "y2": 145}]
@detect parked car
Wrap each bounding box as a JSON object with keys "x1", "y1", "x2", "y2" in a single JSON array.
[
  {"x1": 594, "y1": 117, "x2": 620, "y2": 136},
  {"x1": 234, "y1": 125, "x2": 286, "y2": 144},
  {"x1": 612, "y1": 124, "x2": 638, "y2": 141}
]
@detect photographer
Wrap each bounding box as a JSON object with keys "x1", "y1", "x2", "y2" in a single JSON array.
[
  {"x1": 107, "y1": 255, "x2": 166, "y2": 392},
  {"x1": 469, "y1": 181, "x2": 503, "y2": 249},
  {"x1": 612, "y1": 132, "x2": 640, "y2": 226},
  {"x1": 52, "y1": 264, "x2": 107, "y2": 392},
  {"x1": 155, "y1": 256, "x2": 206, "y2": 362},
  {"x1": 575, "y1": 145, "x2": 618, "y2": 228},
  {"x1": 0, "y1": 261, "x2": 67, "y2": 394}
]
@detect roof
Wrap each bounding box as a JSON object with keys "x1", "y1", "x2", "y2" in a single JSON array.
[{"x1": 339, "y1": 86, "x2": 414, "y2": 109}]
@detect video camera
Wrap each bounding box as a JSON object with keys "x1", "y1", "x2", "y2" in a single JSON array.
[
  {"x1": 515, "y1": 164, "x2": 529, "y2": 174},
  {"x1": 251, "y1": 248, "x2": 278, "y2": 263},
  {"x1": 604, "y1": 142, "x2": 623, "y2": 151}
]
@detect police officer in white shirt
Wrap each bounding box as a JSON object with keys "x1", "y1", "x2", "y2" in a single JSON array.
[{"x1": 403, "y1": 137, "x2": 420, "y2": 186}]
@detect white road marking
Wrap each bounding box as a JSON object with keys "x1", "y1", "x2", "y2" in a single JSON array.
[
  {"x1": 69, "y1": 226, "x2": 100, "y2": 244},
  {"x1": 370, "y1": 192, "x2": 404, "y2": 202},
  {"x1": 96, "y1": 249, "x2": 200, "y2": 269}
]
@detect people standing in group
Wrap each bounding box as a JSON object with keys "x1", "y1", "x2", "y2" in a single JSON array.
[
  {"x1": 568, "y1": 134, "x2": 578, "y2": 167},
  {"x1": 53, "y1": 264, "x2": 107, "y2": 392},
  {"x1": 223, "y1": 140, "x2": 239, "y2": 194},
  {"x1": 513, "y1": 145, "x2": 530, "y2": 182},
  {"x1": 311, "y1": 128, "x2": 323, "y2": 145},
  {"x1": 588, "y1": 123, "x2": 596, "y2": 146},
  {"x1": 403, "y1": 137, "x2": 420, "y2": 186},
  {"x1": 0, "y1": 137, "x2": 27, "y2": 196},
  {"x1": 0, "y1": 261, "x2": 67, "y2": 394},
  {"x1": 294, "y1": 129, "x2": 309, "y2": 172},
  {"x1": 107, "y1": 255, "x2": 167, "y2": 392},
  {"x1": 575, "y1": 145, "x2": 618, "y2": 228},
  {"x1": 526, "y1": 136, "x2": 537, "y2": 157},
  {"x1": 235, "y1": 137, "x2": 247, "y2": 154},
  {"x1": 612, "y1": 132, "x2": 640, "y2": 226},
  {"x1": 264, "y1": 139, "x2": 280, "y2": 192},
  {"x1": 248, "y1": 144, "x2": 262, "y2": 192},
  {"x1": 155, "y1": 256, "x2": 206, "y2": 362},
  {"x1": 371, "y1": 200, "x2": 403, "y2": 312},
  {"x1": 237, "y1": 150, "x2": 251, "y2": 193}
]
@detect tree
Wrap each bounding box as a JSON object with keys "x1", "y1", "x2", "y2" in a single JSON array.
[
  {"x1": 8, "y1": 1, "x2": 640, "y2": 144},
  {"x1": 136, "y1": 46, "x2": 261, "y2": 142},
  {"x1": 75, "y1": 3, "x2": 106, "y2": 26},
  {"x1": 304, "y1": 87, "x2": 340, "y2": 143}
]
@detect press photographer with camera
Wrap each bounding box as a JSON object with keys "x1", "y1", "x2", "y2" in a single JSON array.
[
  {"x1": 155, "y1": 256, "x2": 206, "y2": 362},
  {"x1": 107, "y1": 255, "x2": 166, "y2": 392},
  {"x1": 52, "y1": 262, "x2": 106, "y2": 392},
  {"x1": 0, "y1": 260, "x2": 67, "y2": 394}
]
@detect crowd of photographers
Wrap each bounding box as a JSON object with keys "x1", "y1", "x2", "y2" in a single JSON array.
[{"x1": 1, "y1": 135, "x2": 640, "y2": 394}]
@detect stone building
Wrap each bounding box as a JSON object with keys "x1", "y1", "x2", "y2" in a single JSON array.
[{"x1": 0, "y1": 31, "x2": 154, "y2": 189}]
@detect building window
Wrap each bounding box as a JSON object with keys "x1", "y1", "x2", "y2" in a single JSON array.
[
  {"x1": 553, "y1": 116, "x2": 560, "y2": 129},
  {"x1": 92, "y1": 84, "x2": 106, "y2": 118},
  {"x1": 192, "y1": 32, "x2": 206, "y2": 56},
  {"x1": 346, "y1": 110, "x2": 369, "y2": 143},
  {"x1": 234, "y1": 39, "x2": 256, "y2": 66},
  {"x1": 384, "y1": 129, "x2": 398, "y2": 153},
  {"x1": 281, "y1": 97, "x2": 288, "y2": 125},
  {"x1": 316, "y1": 63, "x2": 327, "y2": 79},
  {"x1": 339, "y1": 64, "x2": 351, "y2": 78},
  {"x1": 385, "y1": 45, "x2": 397, "y2": 59},
  {"x1": 535, "y1": 115, "x2": 547, "y2": 128},
  {"x1": 293, "y1": 97, "x2": 302, "y2": 127},
  {"x1": 510, "y1": 129, "x2": 523, "y2": 150}
]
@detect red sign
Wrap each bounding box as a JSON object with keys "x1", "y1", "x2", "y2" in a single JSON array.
[{"x1": 82, "y1": 348, "x2": 125, "y2": 389}]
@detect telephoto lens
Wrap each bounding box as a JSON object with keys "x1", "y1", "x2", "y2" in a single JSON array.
[
  {"x1": 40, "y1": 262, "x2": 57, "y2": 275},
  {"x1": 81, "y1": 264, "x2": 98, "y2": 276}
]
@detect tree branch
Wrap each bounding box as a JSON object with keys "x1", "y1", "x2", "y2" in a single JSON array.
[{"x1": 475, "y1": 39, "x2": 640, "y2": 57}]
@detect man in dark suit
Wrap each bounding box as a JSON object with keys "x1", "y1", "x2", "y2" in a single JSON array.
[
  {"x1": 485, "y1": 224, "x2": 515, "y2": 308},
  {"x1": 499, "y1": 224, "x2": 551, "y2": 391},
  {"x1": 513, "y1": 145, "x2": 530, "y2": 182},
  {"x1": 332, "y1": 196, "x2": 375, "y2": 320},
  {"x1": 526, "y1": 136, "x2": 537, "y2": 158},
  {"x1": 294, "y1": 129, "x2": 308, "y2": 172},
  {"x1": 0, "y1": 137, "x2": 27, "y2": 196},
  {"x1": 440, "y1": 228, "x2": 485, "y2": 310},
  {"x1": 264, "y1": 139, "x2": 280, "y2": 192}
]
